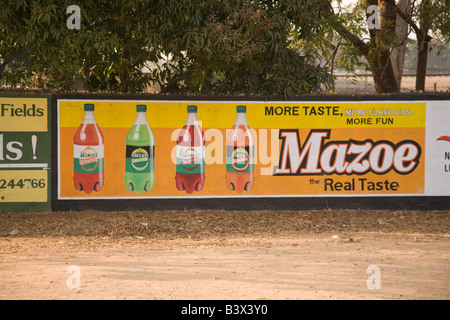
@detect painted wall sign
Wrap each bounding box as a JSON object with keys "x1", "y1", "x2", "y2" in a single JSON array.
[
  {"x1": 56, "y1": 99, "x2": 450, "y2": 201},
  {"x1": 424, "y1": 101, "x2": 450, "y2": 195},
  {"x1": 0, "y1": 95, "x2": 51, "y2": 211}
]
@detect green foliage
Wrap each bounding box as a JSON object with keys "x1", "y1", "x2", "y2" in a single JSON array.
[
  {"x1": 414, "y1": 0, "x2": 450, "y2": 39},
  {"x1": 0, "y1": 0, "x2": 333, "y2": 98},
  {"x1": 77, "y1": 0, "x2": 158, "y2": 93},
  {"x1": 152, "y1": 0, "x2": 333, "y2": 97},
  {"x1": 0, "y1": 0, "x2": 80, "y2": 90}
]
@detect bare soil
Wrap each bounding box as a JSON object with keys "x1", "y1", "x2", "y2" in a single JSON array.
[{"x1": 0, "y1": 209, "x2": 449, "y2": 300}]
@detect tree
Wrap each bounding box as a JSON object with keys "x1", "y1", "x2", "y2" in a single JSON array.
[
  {"x1": 0, "y1": 0, "x2": 79, "y2": 90},
  {"x1": 405, "y1": 0, "x2": 450, "y2": 91},
  {"x1": 151, "y1": 0, "x2": 333, "y2": 98},
  {"x1": 76, "y1": 1, "x2": 161, "y2": 93},
  {"x1": 0, "y1": 0, "x2": 334, "y2": 98},
  {"x1": 313, "y1": 0, "x2": 449, "y2": 93},
  {"x1": 0, "y1": 0, "x2": 158, "y2": 92}
]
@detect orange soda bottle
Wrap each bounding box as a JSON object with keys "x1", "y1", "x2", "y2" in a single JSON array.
[
  {"x1": 175, "y1": 105, "x2": 205, "y2": 194},
  {"x1": 73, "y1": 103, "x2": 104, "y2": 194},
  {"x1": 226, "y1": 105, "x2": 254, "y2": 192}
]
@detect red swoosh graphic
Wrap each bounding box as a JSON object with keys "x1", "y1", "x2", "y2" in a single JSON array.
[{"x1": 437, "y1": 136, "x2": 450, "y2": 142}]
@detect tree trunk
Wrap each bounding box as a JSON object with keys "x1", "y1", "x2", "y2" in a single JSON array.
[
  {"x1": 370, "y1": 50, "x2": 400, "y2": 93},
  {"x1": 391, "y1": 0, "x2": 411, "y2": 89},
  {"x1": 120, "y1": 45, "x2": 130, "y2": 93},
  {"x1": 415, "y1": 33, "x2": 430, "y2": 91},
  {"x1": 120, "y1": 71, "x2": 128, "y2": 93},
  {"x1": 368, "y1": 0, "x2": 400, "y2": 93},
  {"x1": 415, "y1": 0, "x2": 432, "y2": 91},
  {"x1": 392, "y1": 0, "x2": 433, "y2": 91},
  {"x1": 322, "y1": 0, "x2": 402, "y2": 93}
]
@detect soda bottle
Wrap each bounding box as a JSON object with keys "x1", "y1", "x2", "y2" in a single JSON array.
[
  {"x1": 73, "y1": 103, "x2": 104, "y2": 194},
  {"x1": 226, "y1": 105, "x2": 254, "y2": 193},
  {"x1": 125, "y1": 104, "x2": 155, "y2": 194},
  {"x1": 175, "y1": 105, "x2": 205, "y2": 194}
]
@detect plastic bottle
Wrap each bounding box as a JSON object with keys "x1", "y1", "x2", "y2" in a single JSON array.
[
  {"x1": 73, "y1": 103, "x2": 104, "y2": 194},
  {"x1": 226, "y1": 105, "x2": 254, "y2": 193},
  {"x1": 125, "y1": 104, "x2": 155, "y2": 194},
  {"x1": 175, "y1": 105, "x2": 205, "y2": 194}
]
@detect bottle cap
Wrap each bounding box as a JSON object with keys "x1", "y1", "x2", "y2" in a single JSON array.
[
  {"x1": 236, "y1": 105, "x2": 246, "y2": 113},
  {"x1": 84, "y1": 104, "x2": 94, "y2": 111},
  {"x1": 136, "y1": 104, "x2": 147, "y2": 112},
  {"x1": 187, "y1": 105, "x2": 197, "y2": 113}
]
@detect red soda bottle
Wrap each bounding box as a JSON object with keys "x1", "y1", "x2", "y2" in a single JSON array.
[
  {"x1": 73, "y1": 103, "x2": 105, "y2": 194},
  {"x1": 226, "y1": 105, "x2": 254, "y2": 193},
  {"x1": 175, "y1": 105, "x2": 205, "y2": 194}
]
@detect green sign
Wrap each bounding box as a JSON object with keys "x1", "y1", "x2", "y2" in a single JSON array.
[{"x1": 0, "y1": 94, "x2": 51, "y2": 212}]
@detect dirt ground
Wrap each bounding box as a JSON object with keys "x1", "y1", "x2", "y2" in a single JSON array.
[{"x1": 0, "y1": 209, "x2": 449, "y2": 300}]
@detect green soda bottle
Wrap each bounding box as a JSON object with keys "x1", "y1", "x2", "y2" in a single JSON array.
[{"x1": 125, "y1": 104, "x2": 155, "y2": 193}]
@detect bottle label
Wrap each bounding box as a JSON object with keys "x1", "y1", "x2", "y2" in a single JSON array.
[
  {"x1": 176, "y1": 145, "x2": 205, "y2": 174},
  {"x1": 226, "y1": 145, "x2": 254, "y2": 173},
  {"x1": 74, "y1": 144, "x2": 104, "y2": 174},
  {"x1": 125, "y1": 145, "x2": 154, "y2": 173}
]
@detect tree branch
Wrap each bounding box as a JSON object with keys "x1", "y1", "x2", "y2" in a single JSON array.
[
  {"x1": 321, "y1": 0, "x2": 371, "y2": 57},
  {"x1": 395, "y1": 6, "x2": 420, "y2": 34},
  {"x1": 0, "y1": 58, "x2": 13, "y2": 76},
  {"x1": 394, "y1": 2, "x2": 432, "y2": 42}
]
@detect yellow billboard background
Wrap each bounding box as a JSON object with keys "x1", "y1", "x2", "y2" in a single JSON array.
[
  {"x1": 0, "y1": 170, "x2": 48, "y2": 202},
  {"x1": 58, "y1": 100, "x2": 425, "y2": 198},
  {"x1": 0, "y1": 97, "x2": 48, "y2": 132}
]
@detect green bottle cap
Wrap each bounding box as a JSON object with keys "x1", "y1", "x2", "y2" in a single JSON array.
[
  {"x1": 84, "y1": 103, "x2": 94, "y2": 111},
  {"x1": 237, "y1": 105, "x2": 246, "y2": 113},
  {"x1": 187, "y1": 105, "x2": 197, "y2": 113},
  {"x1": 136, "y1": 104, "x2": 147, "y2": 112}
]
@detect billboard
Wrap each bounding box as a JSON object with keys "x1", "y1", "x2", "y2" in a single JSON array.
[
  {"x1": 0, "y1": 94, "x2": 51, "y2": 211},
  {"x1": 56, "y1": 98, "x2": 450, "y2": 203}
]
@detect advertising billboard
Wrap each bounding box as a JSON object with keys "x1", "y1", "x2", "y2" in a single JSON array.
[{"x1": 56, "y1": 98, "x2": 450, "y2": 205}]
